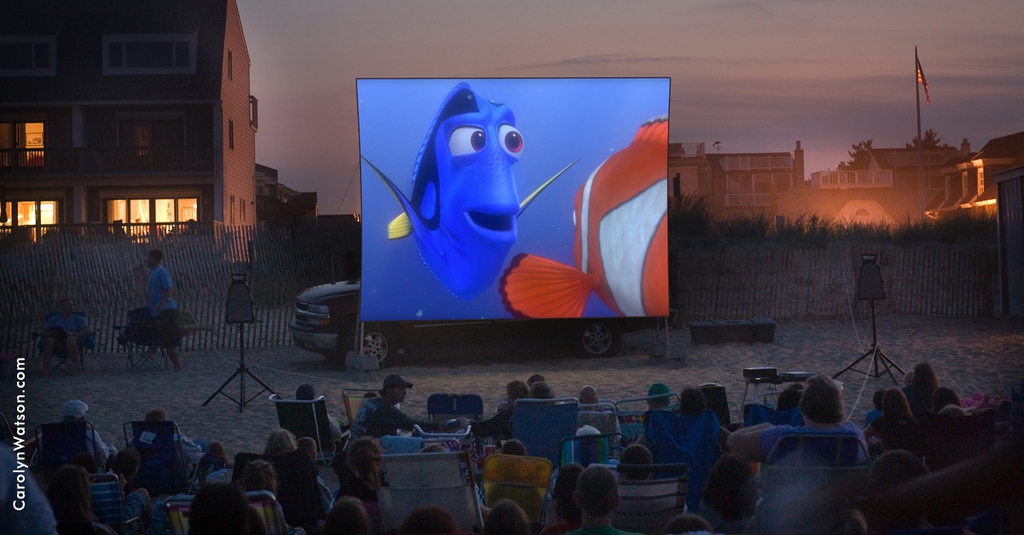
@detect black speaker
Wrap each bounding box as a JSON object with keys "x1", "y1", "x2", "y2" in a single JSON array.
[
  {"x1": 225, "y1": 274, "x2": 255, "y2": 324},
  {"x1": 857, "y1": 254, "x2": 885, "y2": 301}
]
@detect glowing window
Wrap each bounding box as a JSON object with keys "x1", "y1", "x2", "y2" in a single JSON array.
[
  {"x1": 0, "y1": 202, "x2": 11, "y2": 226},
  {"x1": 977, "y1": 168, "x2": 985, "y2": 195},
  {"x1": 130, "y1": 199, "x2": 150, "y2": 223},
  {"x1": 39, "y1": 201, "x2": 56, "y2": 225},
  {"x1": 107, "y1": 199, "x2": 127, "y2": 223},
  {"x1": 178, "y1": 198, "x2": 198, "y2": 222},
  {"x1": 155, "y1": 198, "x2": 175, "y2": 223}
]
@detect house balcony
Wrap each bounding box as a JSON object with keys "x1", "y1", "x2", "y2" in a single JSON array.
[
  {"x1": 725, "y1": 193, "x2": 771, "y2": 207},
  {"x1": 0, "y1": 146, "x2": 216, "y2": 179},
  {"x1": 720, "y1": 155, "x2": 792, "y2": 171},
  {"x1": 811, "y1": 169, "x2": 892, "y2": 189}
]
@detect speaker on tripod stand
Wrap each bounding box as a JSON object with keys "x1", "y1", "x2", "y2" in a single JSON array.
[{"x1": 833, "y1": 254, "x2": 905, "y2": 385}]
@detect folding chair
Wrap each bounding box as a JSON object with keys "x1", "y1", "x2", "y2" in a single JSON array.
[
  {"x1": 342, "y1": 387, "x2": 379, "y2": 427},
  {"x1": 268, "y1": 394, "x2": 336, "y2": 463},
  {"x1": 35, "y1": 421, "x2": 98, "y2": 475},
  {"x1": 34, "y1": 310, "x2": 96, "y2": 374},
  {"x1": 413, "y1": 424, "x2": 475, "y2": 454},
  {"x1": 164, "y1": 494, "x2": 194, "y2": 535},
  {"x1": 645, "y1": 409, "x2": 721, "y2": 513},
  {"x1": 744, "y1": 404, "x2": 804, "y2": 427},
  {"x1": 559, "y1": 433, "x2": 623, "y2": 468},
  {"x1": 615, "y1": 394, "x2": 679, "y2": 444},
  {"x1": 512, "y1": 397, "x2": 578, "y2": 465},
  {"x1": 427, "y1": 393, "x2": 484, "y2": 421},
  {"x1": 376, "y1": 451, "x2": 484, "y2": 533},
  {"x1": 114, "y1": 307, "x2": 165, "y2": 370},
  {"x1": 245, "y1": 490, "x2": 289, "y2": 535},
  {"x1": 611, "y1": 462, "x2": 688, "y2": 535},
  {"x1": 578, "y1": 401, "x2": 621, "y2": 435},
  {"x1": 918, "y1": 411, "x2": 995, "y2": 472},
  {"x1": 232, "y1": 449, "x2": 324, "y2": 533},
  {"x1": 90, "y1": 472, "x2": 142, "y2": 535},
  {"x1": 123, "y1": 420, "x2": 188, "y2": 496},
  {"x1": 481, "y1": 453, "x2": 553, "y2": 526},
  {"x1": 764, "y1": 433, "x2": 868, "y2": 467}
]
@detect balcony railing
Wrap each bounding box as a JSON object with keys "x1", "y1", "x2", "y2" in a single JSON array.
[
  {"x1": 811, "y1": 169, "x2": 893, "y2": 189},
  {"x1": 725, "y1": 193, "x2": 771, "y2": 207},
  {"x1": 720, "y1": 155, "x2": 792, "y2": 171},
  {"x1": 0, "y1": 146, "x2": 216, "y2": 178}
]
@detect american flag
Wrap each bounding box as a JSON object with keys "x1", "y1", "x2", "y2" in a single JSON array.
[{"x1": 916, "y1": 57, "x2": 931, "y2": 105}]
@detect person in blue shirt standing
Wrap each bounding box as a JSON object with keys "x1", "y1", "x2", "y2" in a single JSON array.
[
  {"x1": 146, "y1": 249, "x2": 182, "y2": 371},
  {"x1": 40, "y1": 297, "x2": 92, "y2": 376}
]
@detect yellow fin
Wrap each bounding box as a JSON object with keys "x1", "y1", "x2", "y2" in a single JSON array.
[{"x1": 387, "y1": 213, "x2": 411, "y2": 240}]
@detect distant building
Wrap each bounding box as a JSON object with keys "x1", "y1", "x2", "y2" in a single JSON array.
[
  {"x1": 0, "y1": 0, "x2": 257, "y2": 235},
  {"x1": 255, "y1": 163, "x2": 317, "y2": 222},
  {"x1": 939, "y1": 132, "x2": 1024, "y2": 214},
  {"x1": 992, "y1": 133, "x2": 1024, "y2": 316}
]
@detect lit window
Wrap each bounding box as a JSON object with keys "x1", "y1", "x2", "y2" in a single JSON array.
[
  {"x1": 0, "y1": 202, "x2": 11, "y2": 226},
  {"x1": 178, "y1": 198, "x2": 198, "y2": 222},
  {"x1": 962, "y1": 171, "x2": 969, "y2": 198},
  {"x1": 155, "y1": 199, "x2": 175, "y2": 223},
  {"x1": 39, "y1": 201, "x2": 56, "y2": 225},
  {"x1": 0, "y1": 37, "x2": 56, "y2": 76},
  {"x1": 107, "y1": 199, "x2": 127, "y2": 223},
  {"x1": 103, "y1": 34, "x2": 197, "y2": 75},
  {"x1": 0, "y1": 122, "x2": 45, "y2": 167},
  {"x1": 16, "y1": 200, "x2": 58, "y2": 225},
  {"x1": 240, "y1": 198, "x2": 246, "y2": 222},
  {"x1": 977, "y1": 168, "x2": 985, "y2": 195},
  {"x1": 130, "y1": 199, "x2": 150, "y2": 223}
]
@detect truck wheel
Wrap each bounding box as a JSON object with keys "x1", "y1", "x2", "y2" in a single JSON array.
[
  {"x1": 362, "y1": 324, "x2": 397, "y2": 363},
  {"x1": 571, "y1": 320, "x2": 622, "y2": 358}
]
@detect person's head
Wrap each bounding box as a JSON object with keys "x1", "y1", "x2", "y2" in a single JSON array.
[
  {"x1": 871, "y1": 389, "x2": 885, "y2": 411},
  {"x1": 881, "y1": 388, "x2": 912, "y2": 419},
  {"x1": 579, "y1": 385, "x2": 599, "y2": 405},
  {"x1": 506, "y1": 380, "x2": 530, "y2": 406},
  {"x1": 59, "y1": 297, "x2": 76, "y2": 316},
  {"x1": 398, "y1": 505, "x2": 459, "y2": 535},
  {"x1": 61, "y1": 399, "x2": 90, "y2": 422},
  {"x1": 145, "y1": 407, "x2": 167, "y2": 422},
  {"x1": 530, "y1": 381, "x2": 553, "y2": 399},
  {"x1": 939, "y1": 404, "x2": 967, "y2": 417},
  {"x1": 147, "y1": 249, "x2": 164, "y2": 269},
  {"x1": 552, "y1": 463, "x2": 583, "y2": 525},
  {"x1": 702, "y1": 454, "x2": 756, "y2": 522},
  {"x1": 46, "y1": 464, "x2": 94, "y2": 522},
  {"x1": 647, "y1": 383, "x2": 671, "y2": 410},
  {"x1": 297, "y1": 436, "x2": 317, "y2": 460},
  {"x1": 678, "y1": 387, "x2": 707, "y2": 416},
  {"x1": 111, "y1": 449, "x2": 141, "y2": 478},
  {"x1": 296, "y1": 384, "x2": 316, "y2": 400},
  {"x1": 209, "y1": 441, "x2": 227, "y2": 461},
  {"x1": 902, "y1": 370, "x2": 915, "y2": 387},
  {"x1": 483, "y1": 499, "x2": 530, "y2": 535},
  {"x1": 865, "y1": 450, "x2": 928, "y2": 532},
  {"x1": 799, "y1": 374, "x2": 844, "y2": 424},
  {"x1": 381, "y1": 373, "x2": 413, "y2": 404},
  {"x1": 188, "y1": 482, "x2": 252, "y2": 535},
  {"x1": 264, "y1": 428, "x2": 297, "y2": 455},
  {"x1": 663, "y1": 513, "x2": 713, "y2": 535},
  {"x1": 70, "y1": 451, "x2": 99, "y2": 474},
  {"x1": 776, "y1": 383, "x2": 804, "y2": 411},
  {"x1": 347, "y1": 436, "x2": 382, "y2": 479},
  {"x1": 419, "y1": 443, "x2": 446, "y2": 453},
  {"x1": 526, "y1": 374, "x2": 545, "y2": 386},
  {"x1": 575, "y1": 465, "x2": 619, "y2": 520},
  {"x1": 323, "y1": 496, "x2": 371, "y2": 535},
  {"x1": 501, "y1": 439, "x2": 527, "y2": 456},
  {"x1": 240, "y1": 459, "x2": 277, "y2": 493},
  {"x1": 911, "y1": 362, "x2": 938, "y2": 392},
  {"x1": 619, "y1": 444, "x2": 653, "y2": 481},
  {"x1": 931, "y1": 387, "x2": 960, "y2": 413}
]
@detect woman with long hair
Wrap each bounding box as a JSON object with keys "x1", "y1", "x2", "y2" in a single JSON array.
[
  {"x1": 240, "y1": 460, "x2": 305, "y2": 535},
  {"x1": 864, "y1": 388, "x2": 921, "y2": 455},
  {"x1": 902, "y1": 362, "x2": 939, "y2": 418},
  {"x1": 46, "y1": 465, "x2": 95, "y2": 525}
]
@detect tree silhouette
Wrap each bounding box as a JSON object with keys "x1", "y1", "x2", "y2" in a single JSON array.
[
  {"x1": 838, "y1": 139, "x2": 873, "y2": 170},
  {"x1": 906, "y1": 129, "x2": 950, "y2": 150}
]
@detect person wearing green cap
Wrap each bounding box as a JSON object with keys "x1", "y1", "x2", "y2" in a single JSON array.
[{"x1": 637, "y1": 383, "x2": 674, "y2": 446}]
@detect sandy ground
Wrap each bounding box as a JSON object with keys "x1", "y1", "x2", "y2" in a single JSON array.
[{"x1": 4, "y1": 315, "x2": 1023, "y2": 460}]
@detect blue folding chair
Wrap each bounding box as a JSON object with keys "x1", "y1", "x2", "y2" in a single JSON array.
[
  {"x1": 764, "y1": 433, "x2": 867, "y2": 467},
  {"x1": 744, "y1": 404, "x2": 804, "y2": 427},
  {"x1": 512, "y1": 398, "x2": 578, "y2": 465},
  {"x1": 645, "y1": 409, "x2": 722, "y2": 513},
  {"x1": 34, "y1": 310, "x2": 96, "y2": 374},
  {"x1": 427, "y1": 393, "x2": 484, "y2": 421},
  {"x1": 90, "y1": 472, "x2": 143, "y2": 535},
  {"x1": 559, "y1": 433, "x2": 624, "y2": 467},
  {"x1": 35, "y1": 421, "x2": 98, "y2": 474},
  {"x1": 124, "y1": 420, "x2": 189, "y2": 496}
]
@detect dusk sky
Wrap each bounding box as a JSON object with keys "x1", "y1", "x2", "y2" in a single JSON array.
[{"x1": 239, "y1": 0, "x2": 1024, "y2": 215}]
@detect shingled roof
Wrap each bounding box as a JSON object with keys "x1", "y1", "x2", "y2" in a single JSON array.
[
  {"x1": 0, "y1": 0, "x2": 227, "y2": 103},
  {"x1": 973, "y1": 131, "x2": 1024, "y2": 161}
]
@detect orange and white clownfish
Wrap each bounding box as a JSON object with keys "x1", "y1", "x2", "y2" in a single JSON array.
[{"x1": 499, "y1": 117, "x2": 669, "y2": 318}]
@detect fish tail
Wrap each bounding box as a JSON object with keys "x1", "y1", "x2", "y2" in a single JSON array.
[
  {"x1": 388, "y1": 213, "x2": 412, "y2": 240},
  {"x1": 500, "y1": 253, "x2": 597, "y2": 318}
]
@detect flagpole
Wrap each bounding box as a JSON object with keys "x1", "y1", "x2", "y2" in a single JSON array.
[{"x1": 916, "y1": 46, "x2": 925, "y2": 221}]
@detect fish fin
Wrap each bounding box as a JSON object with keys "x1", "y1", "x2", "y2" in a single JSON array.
[
  {"x1": 632, "y1": 116, "x2": 669, "y2": 144},
  {"x1": 362, "y1": 156, "x2": 431, "y2": 247},
  {"x1": 517, "y1": 159, "x2": 579, "y2": 217},
  {"x1": 387, "y1": 213, "x2": 412, "y2": 240},
  {"x1": 500, "y1": 253, "x2": 597, "y2": 318}
]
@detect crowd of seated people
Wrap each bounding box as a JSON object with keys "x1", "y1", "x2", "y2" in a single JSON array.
[{"x1": 12, "y1": 362, "x2": 1022, "y2": 535}]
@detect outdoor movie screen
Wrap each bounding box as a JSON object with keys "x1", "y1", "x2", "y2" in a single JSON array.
[{"x1": 358, "y1": 77, "x2": 670, "y2": 322}]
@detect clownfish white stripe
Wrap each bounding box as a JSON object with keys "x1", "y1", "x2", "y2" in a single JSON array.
[
  {"x1": 579, "y1": 160, "x2": 605, "y2": 275},
  {"x1": 599, "y1": 177, "x2": 667, "y2": 316}
]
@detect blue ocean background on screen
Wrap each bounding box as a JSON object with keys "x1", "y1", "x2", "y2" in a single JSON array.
[{"x1": 357, "y1": 78, "x2": 670, "y2": 322}]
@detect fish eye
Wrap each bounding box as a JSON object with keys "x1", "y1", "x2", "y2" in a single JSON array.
[
  {"x1": 449, "y1": 126, "x2": 486, "y2": 156},
  {"x1": 499, "y1": 124, "x2": 523, "y2": 155}
]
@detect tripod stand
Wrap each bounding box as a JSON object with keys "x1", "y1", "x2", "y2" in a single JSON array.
[
  {"x1": 833, "y1": 300, "x2": 905, "y2": 385},
  {"x1": 202, "y1": 323, "x2": 276, "y2": 412}
]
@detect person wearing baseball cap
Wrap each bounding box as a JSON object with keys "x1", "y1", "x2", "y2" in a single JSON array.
[
  {"x1": 60, "y1": 399, "x2": 114, "y2": 466},
  {"x1": 350, "y1": 374, "x2": 453, "y2": 438},
  {"x1": 637, "y1": 383, "x2": 674, "y2": 447}
]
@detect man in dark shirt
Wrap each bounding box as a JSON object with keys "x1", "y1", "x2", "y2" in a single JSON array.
[{"x1": 351, "y1": 374, "x2": 448, "y2": 438}]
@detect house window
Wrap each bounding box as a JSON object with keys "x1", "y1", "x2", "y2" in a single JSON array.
[
  {"x1": 0, "y1": 36, "x2": 56, "y2": 76},
  {"x1": 130, "y1": 199, "x2": 150, "y2": 223},
  {"x1": 977, "y1": 167, "x2": 985, "y2": 196},
  {"x1": 229, "y1": 120, "x2": 234, "y2": 150},
  {"x1": 103, "y1": 34, "x2": 197, "y2": 75},
  {"x1": 0, "y1": 202, "x2": 11, "y2": 226},
  {"x1": 962, "y1": 171, "x2": 969, "y2": 198},
  {"x1": 228, "y1": 51, "x2": 233, "y2": 80},
  {"x1": 249, "y1": 96, "x2": 259, "y2": 130},
  {"x1": 230, "y1": 195, "x2": 235, "y2": 225},
  {"x1": 240, "y1": 198, "x2": 246, "y2": 222},
  {"x1": 178, "y1": 198, "x2": 198, "y2": 221},
  {"x1": 0, "y1": 122, "x2": 45, "y2": 167},
  {"x1": 106, "y1": 197, "x2": 200, "y2": 224},
  {"x1": 17, "y1": 200, "x2": 58, "y2": 225},
  {"x1": 118, "y1": 119, "x2": 184, "y2": 156}
]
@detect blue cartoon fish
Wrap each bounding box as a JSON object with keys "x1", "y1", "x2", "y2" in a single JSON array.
[{"x1": 363, "y1": 83, "x2": 576, "y2": 299}]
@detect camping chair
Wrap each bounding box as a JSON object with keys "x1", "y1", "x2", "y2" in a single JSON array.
[
  {"x1": 232, "y1": 449, "x2": 324, "y2": 533},
  {"x1": 481, "y1": 453, "x2": 554, "y2": 527},
  {"x1": 611, "y1": 462, "x2": 689, "y2": 535},
  {"x1": 268, "y1": 393, "x2": 336, "y2": 463},
  {"x1": 34, "y1": 421, "x2": 98, "y2": 474},
  {"x1": 918, "y1": 410, "x2": 995, "y2": 472},
  {"x1": 645, "y1": 409, "x2": 721, "y2": 513},
  {"x1": 764, "y1": 433, "x2": 867, "y2": 467},
  {"x1": 744, "y1": 404, "x2": 804, "y2": 427},
  {"x1": 376, "y1": 451, "x2": 484, "y2": 533},
  {"x1": 245, "y1": 490, "x2": 290, "y2": 535},
  {"x1": 512, "y1": 397, "x2": 578, "y2": 465},
  {"x1": 34, "y1": 310, "x2": 96, "y2": 374},
  {"x1": 342, "y1": 387, "x2": 379, "y2": 427},
  {"x1": 123, "y1": 420, "x2": 188, "y2": 496},
  {"x1": 90, "y1": 472, "x2": 142, "y2": 535},
  {"x1": 615, "y1": 393, "x2": 679, "y2": 444},
  {"x1": 164, "y1": 494, "x2": 194, "y2": 535},
  {"x1": 114, "y1": 307, "x2": 165, "y2": 370},
  {"x1": 578, "y1": 401, "x2": 621, "y2": 435},
  {"x1": 427, "y1": 393, "x2": 484, "y2": 421},
  {"x1": 413, "y1": 424, "x2": 475, "y2": 454},
  {"x1": 559, "y1": 433, "x2": 624, "y2": 468}
]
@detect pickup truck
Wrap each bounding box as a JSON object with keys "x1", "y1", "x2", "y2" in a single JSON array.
[{"x1": 289, "y1": 280, "x2": 655, "y2": 362}]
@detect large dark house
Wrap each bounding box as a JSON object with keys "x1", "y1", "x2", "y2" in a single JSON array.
[{"x1": 0, "y1": 0, "x2": 256, "y2": 236}]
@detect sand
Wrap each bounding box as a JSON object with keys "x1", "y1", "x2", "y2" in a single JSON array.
[{"x1": 5, "y1": 315, "x2": 1023, "y2": 459}]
